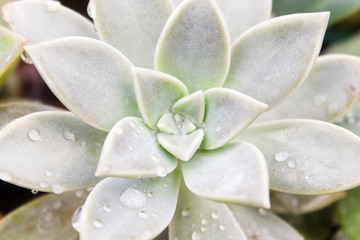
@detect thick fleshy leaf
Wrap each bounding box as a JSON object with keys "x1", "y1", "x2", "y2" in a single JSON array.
[
  {"x1": 0, "y1": 101, "x2": 58, "y2": 129},
  {"x1": 172, "y1": 90, "x2": 205, "y2": 127},
  {"x1": 97, "y1": 117, "x2": 177, "y2": 178},
  {"x1": 224, "y1": 12, "x2": 329, "y2": 107},
  {"x1": 182, "y1": 142, "x2": 270, "y2": 208},
  {"x1": 0, "y1": 190, "x2": 89, "y2": 240},
  {"x1": 2, "y1": 0, "x2": 97, "y2": 44},
  {"x1": 271, "y1": 191, "x2": 346, "y2": 215},
  {"x1": 0, "y1": 25, "x2": 26, "y2": 78},
  {"x1": 155, "y1": 0, "x2": 231, "y2": 93},
  {"x1": 90, "y1": 0, "x2": 172, "y2": 68},
  {"x1": 171, "y1": 0, "x2": 272, "y2": 42},
  {"x1": 217, "y1": 0, "x2": 272, "y2": 42},
  {"x1": 79, "y1": 173, "x2": 180, "y2": 240},
  {"x1": 25, "y1": 37, "x2": 138, "y2": 131},
  {"x1": 229, "y1": 205, "x2": 304, "y2": 240},
  {"x1": 157, "y1": 129, "x2": 204, "y2": 161},
  {"x1": 0, "y1": 111, "x2": 106, "y2": 193},
  {"x1": 237, "y1": 119, "x2": 360, "y2": 194},
  {"x1": 202, "y1": 88, "x2": 268, "y2": 150},
  {"x1": 157, "y1": 113, "x2": 179, "y2": 134},
  {"x1": 336, "y1": 187, "x2": 360, "y2": 238},
  {"x1": 169, "y1": 184, "x2": 247, "y2": 240},
  {"x1": 258, "y1": 54, "x2": 360, "y2": 122},
  {"x1": 133, "y1": 68, "x2": 188, "y2": 128}
]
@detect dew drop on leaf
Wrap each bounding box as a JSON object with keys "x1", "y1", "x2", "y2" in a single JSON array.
[
  {"x1": 92, "y1": 219, "x2": 103, "y2": 228},
  {"x1": 31, "y1": 189, "x2": 38, "y2": 194},
  {"x1": 120, "y1": 188, "x2": 146, "y2": 209},
  {"x1": 275, "y1": 151, "x2": 290, "y2": 162},
  {"x1": 219, "y1": 225, "x2": 226, "y2": 231},
  {"x1": 103, "y1": 204, "x2": 111, "y2": 212},
  {"x1": 52, "y1": 184, "x2": 64, "y2": 194},
  {"x1": 138, "y1": 210, "x2": 149, "y2": 219},
  {"x1": 44, "y1": 169, "x2": 52, "y2": 177},
  {"x1": 71, "y1": 206, "x2": 83, "y2": 232},
  {"x1": 287, "y1": 160, "x2": 296, "y2": 169},
  {"x1": 182, "y1": 208, "x2": 190, "y2": 217},
  {"x1": 156, "y1": 166, "x2": 167, "y2": 177},
  {"x1": 211, "y1": 211, "x2": 219, "y2": 220},
  {"x1": 63, "y1": 131, "x2": 75, "y2": 141},
  {"x1": 87, "y1": 0, "x2": 96, "y2": 18},
  {"x1": 28, "y1": 128, "x2": 41, "y2": 141}
]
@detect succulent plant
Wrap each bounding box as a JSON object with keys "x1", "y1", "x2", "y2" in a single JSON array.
[{"x1": 2, "y1": 0, "x2": 360, "y2": 239}]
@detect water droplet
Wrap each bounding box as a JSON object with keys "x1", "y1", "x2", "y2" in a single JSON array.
[
  {"x1": 219, "y1": 225, "x2": 226, "y2": 231},
  {"x1": 63, "y1": 131, "x2": 75, "y2": 141},
  {"x1": 147, "y1": 191, "x2": 154, "y2": 198},
  {"x1": 40, "y1": 182, "x2": 48, "y2": 188},
  {"x1": 72, "y1": 206, "x2": 83, "y2": 232},
  {"x1": 156, "y1": 166, "x2": 167, "y2": 177},
  {"x1": 31, "y1": 189, "x2": 38, "y2": 194},
  {"x1": 129, "y1": 121, "x2": 136, "y2": 128},
  {"x1": 52, "y1": 184, "x2": 64, "y2": 194},
  {"x1": 200, "y1": 226, "x2": 207, "y2": 232},
  {"x1": 151, "y1": 212, "x2": 157, "y2": 217},
  {"x1": 45, "y1": 1, "x2": 61, "y2": 12},
  {"x1": 182, "y1": 208, "x2": 190, "y2": 217},
  {"x1": 313, "y1": 95, "x2": 327, "y2": 106},
  {"x1": 275, "y1": 151, "x2": 290, "y2": 162},
  {"x1": 120, "y1": 188, "x2": 146, "y2": 209},
  {"x1": 87, "y1": 0, "x2": 96, "y2": 18},
  {"x1": 53, "y1": 201, "x2": 62, "y2": 210},
  {"x1": 211, "y1": 211, "x2": 219, "y2": 219},
  {"x1": 116, "y1": 127, "x2": 124, "y2": 135},
  {"x1": 201, "y1": 219, "x2": 208, "y2": 225},
  {"x1": 103, "y1": 204, "x2": 111, "y2": 212},
  {"x1": 216, "y1": 127, "x2": 221, "y2": 132},
  {"x1": 138, "y1": 210, "x2": 149, "y2": 219},
  {"x1": 20, "y1": 52, "x2": 33, "y2": 64},
  {"x1": 74, "y1": 190, "x2": 84, "y2": 198},
  {"x1": 92, "y1": 219, "x2": 102, "y2": 228},
  {"x1": 0, "y1": 171, "x2": 12, "y2": 181},
  {"x1": 150, "y1": 153, "x2": 160, "y2": 164},
  {"x1": 192, "y1": 232, "x2": 201, "y2": 240},
  {"x1": 287, "y1": 160, "x2": 296, "y2": 169},
  {"x1": 258, "y1": 208, "x2": 268, "y2": 216},
  {"x1": 44, "y1": 169, "x2": 52, "y2": 177},
  {"x1": 28, "y1": 128, "x2": 41, "y2": 141}
]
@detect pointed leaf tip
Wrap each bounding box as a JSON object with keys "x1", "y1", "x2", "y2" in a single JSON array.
[
  {"x1": 155, "y1": 0, "x2": 231, "y2": 92},
  {"x1": 224, "y1": 12, "x2": 329, "y2": 107}
]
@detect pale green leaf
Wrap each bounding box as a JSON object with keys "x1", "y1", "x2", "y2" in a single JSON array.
[
  {"x1": 157, "y1": 113, "x2": 180, "y2": 134},
  {"x1": 157, "y1": 129, "x2": 204, "y2": 161},
  {"x1": 171, "y1": 0, "x2": 272, "y2": 42},
  {"x1": 169, "y1": 184, "x2": 247, "y2": 240},
  {"x1": 271, "y1": 191, "x2": 346, "y2": 215},
  {"x1": 0, "y1": 111, "x2": 106, "y2": 193},
  {"x1": 25, "y1": 37, "x2": 138, "y2": 131},
  {"x1": 258, "y1": 54, "x2": 360, "y2": 122},
  {"x1": 0, "y1": 190, "x2": 89, "y2": 240},
  {"x1": 79, "y1": 173, "x2": 180, "y2": 240},
  {"x1": 2, "y1": 0, "x2": 97, "y2": 44},
  {"x1": 202, "y1": 88, "x2": 268, "y2": 150},
  {"x1": 237, "y1": 119, "x2": 360, "y2": 194},
  {"x1": 90, "y1": 0, "x2": 173, "y2": 68},
  {"x1": 133, "y1": 67, "x2": 188, "y2": 128},
  {"x1": 229, "y1": 205, "x2": 304, "y2": 240},
  {"x1": 155, "y1": 0, "x2": 231, "y2": 93},
  {"x1": 97, "y1": 117, "x2": 177, "y2": 178},
  {"x1": 0, "y1": 101, "x2": 58, "y2": 129},
  {"x1": 336, "y1": 187, "x2": 360, "y2": 238},
  {"x1": 0, "y1": 25, "x2": 26, "y2": 78},
  {"x1": 172, "y1": 90, "x2": 205, "y2": 127},
  {"x1": 217, "y1": 0, "x2": 272, "y2": 42},
  {"x1": 224, "y1": 12, "x2": 329, "y2": 107},
  {"x1": 182, "y1": 142, "x2": 270, "y2": 208}
]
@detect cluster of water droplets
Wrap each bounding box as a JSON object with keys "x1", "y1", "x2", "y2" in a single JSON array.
[
  {"x1": 312, "y1": 94, "x2": 339, "y2": 115},
  {"x1": 274, "y1": 151, "x2": 296, "y2": 169}
]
